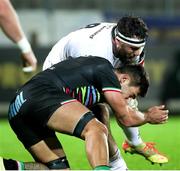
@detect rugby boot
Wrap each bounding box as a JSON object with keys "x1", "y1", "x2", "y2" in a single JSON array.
[{"x1": 122, "y1": 141, "x2": 168, "y2": 165}]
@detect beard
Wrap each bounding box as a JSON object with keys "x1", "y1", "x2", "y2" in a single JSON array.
[
  {"x1": 113, "y1": 47, "x2": 132, "y2": 65},
  {"x1": 112, "y1": 40, "x2": 138, "y2": 65}
]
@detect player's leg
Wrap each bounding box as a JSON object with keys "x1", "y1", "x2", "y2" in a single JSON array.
[
  {"x1": 43, "y1": 135, "x2": 70, "y2": 168},
  {"x1": 9, "y1": 113, "x2": 69, "y2": 170},
  {"x1": 0, "y1": 157, "x2": 5, "y2": 170},
  {"x1": 92, "y1": 103, "x2": 127, "y2": 170},
  {"x1": 47, "y1": 101, "x2": 110, "y2": 170},
  {"x1": 28, "y1": 140, "x2": 70, "y2": 169},
  {"x1": 121, "y1": 98, "x2": 168, "y2": 164},
  {"x1": 44, "y1": 136, "x2": 66, "y2": 158},
  {"x1": 1, "y1": 157, "x2": 49, "y2": 170},
  {"x1": 0, "y1": 137, "x2": 67, "y2": 170}
]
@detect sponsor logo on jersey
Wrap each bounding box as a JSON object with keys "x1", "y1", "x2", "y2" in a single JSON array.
[{"x1": 8, "y1": 91, "x2": 27, "y2": 119}]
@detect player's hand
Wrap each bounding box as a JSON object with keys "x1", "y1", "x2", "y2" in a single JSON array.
[
  {"x1": 21, "y1": 51, "x2": 37, "y2": 73},
  {"x1": 144, "y1": 105, "x2": 169, "y2": 124}
]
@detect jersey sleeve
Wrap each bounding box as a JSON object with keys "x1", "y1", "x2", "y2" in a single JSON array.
[{"x1": 94, "y1": 62, "x2": 122, "y2": 94}]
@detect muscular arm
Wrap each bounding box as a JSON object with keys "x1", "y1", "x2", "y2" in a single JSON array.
[
  {"x1": 0, "y1": 0, "x2": 37, "y2": 71},
  {"x1": 104, "y1": 91, "x2": 168, "y2": 127},
  {"x1": 0, "y1": 0, "x2": 24, "y2": 42}
]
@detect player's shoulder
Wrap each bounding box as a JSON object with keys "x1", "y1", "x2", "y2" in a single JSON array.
[
  {"x1": 76, "y1": 56, "x2": 111, "y2": 66},
  {"x1": 88, "y1": 56, "x2": 111, "y2": 62},
  {"x1": 88, "y1": 56, "x2": 113, "y2": 69}
]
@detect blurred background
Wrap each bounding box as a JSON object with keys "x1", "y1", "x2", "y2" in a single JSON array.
[{"x1": 0, "y1": 0, "x2": 180, "y2": 116}]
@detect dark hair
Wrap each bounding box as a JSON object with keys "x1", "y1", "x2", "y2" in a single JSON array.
[
  {"x1": 117, "y1": 16, "x2": 148, "y2": 40},
  {"x1": 116, "y1": 65, "x2": 149, "y2": 97}
]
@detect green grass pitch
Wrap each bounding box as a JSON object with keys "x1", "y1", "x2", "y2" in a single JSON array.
[{"x1": 0, "y1": 116, "x2": 180, "y2": 170}]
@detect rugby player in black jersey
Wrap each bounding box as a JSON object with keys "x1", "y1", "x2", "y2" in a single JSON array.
[{"x1": 1, "y1": 57, "x2": 168, "y2": 170}]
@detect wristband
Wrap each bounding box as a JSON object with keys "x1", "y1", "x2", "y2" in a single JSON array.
[
  {"x1": 16, "y1": 37, "x2": 31, "y2": 53},
  {"x1": 22, "y1": 66, "x2": 33, "y2": 73}
]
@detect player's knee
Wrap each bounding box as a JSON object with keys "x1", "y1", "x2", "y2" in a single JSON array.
[
  {"x1": 95, "y1": 121, "x2": 108, "y2": 137},
  {"x1": 45, "y1": 157, "x2": 70, "y2": 169},
  {"x1": 73, "y1": 111, "x2": 108, "y2": 139},
  {"x1": 84, "y1": 119, "x2": 108, "y2": 139}
]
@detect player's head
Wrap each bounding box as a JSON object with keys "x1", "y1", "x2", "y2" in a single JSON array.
[
  {"x1": 115, "y1": 64, "x2": 149, "y2": 99},
  {"x1": 113, "y1": 16, "x2": 148, "y2": 64}
]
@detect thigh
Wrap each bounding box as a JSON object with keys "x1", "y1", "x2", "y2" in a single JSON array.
[
  {"x1": 47, "y1": 101, "x2": 90, "y2": 135},
  {"x1": 28, "y1": 140, "x2": 61, "y2": 163}
]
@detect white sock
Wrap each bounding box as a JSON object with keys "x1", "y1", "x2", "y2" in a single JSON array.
[
  {"x1": 0, "y1": 157, "x2": 5, "y2": 170},
  {"x1": 121, "y1": 126, "x2": 143, "y2": 146},
  {"x1": 124, "y1": 99, "x2": 143, "y2": 146},
  {"x1": 109, "y1": 149, "x2": 128, "y2": 170}
]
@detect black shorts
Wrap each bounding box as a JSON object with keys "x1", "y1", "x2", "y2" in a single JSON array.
[{"x1": 8, "y1": 75, "x2": 76, "y2": 149}]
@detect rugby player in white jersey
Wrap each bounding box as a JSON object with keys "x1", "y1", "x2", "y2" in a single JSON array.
[{"x1": 43, "y1": 16, "x2": 168, "y2": 169}]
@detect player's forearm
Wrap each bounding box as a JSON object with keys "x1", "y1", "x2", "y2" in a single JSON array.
[
  {"x1": 105, "y1": 92, "x2": 148, "y2": 127},
  {"x1": 116, "y1": 104, "x2": 169, "y2": 127},
  {"x1": 0, "y1": 0, "x2": 24, "y2": 43},
  {"x1": 115, "y1": 107, "x2": 147, "y2": 127}
]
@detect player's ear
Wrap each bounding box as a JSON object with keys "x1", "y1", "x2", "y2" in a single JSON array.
[
  {"x1": 120, "y1": 74, "x2": 130, "y2": 84},
  {"x1": 114, "y1": 37, "x2": 122, "y2": 47}
]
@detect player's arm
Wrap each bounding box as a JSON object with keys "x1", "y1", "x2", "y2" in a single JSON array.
[
  {"x1": 104, "y1": 91, "x2": 168, "y2": 127},
  {"x1": 0, "y1": 0, "x2": 37, "y2": 72},
  {"x1": 0, "y1": 0, "x2": 24, "y2": 43}
]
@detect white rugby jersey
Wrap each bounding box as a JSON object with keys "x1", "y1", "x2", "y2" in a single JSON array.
[{"x1": 43, "y1": 23, "x2": 144, "y2": 70}]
